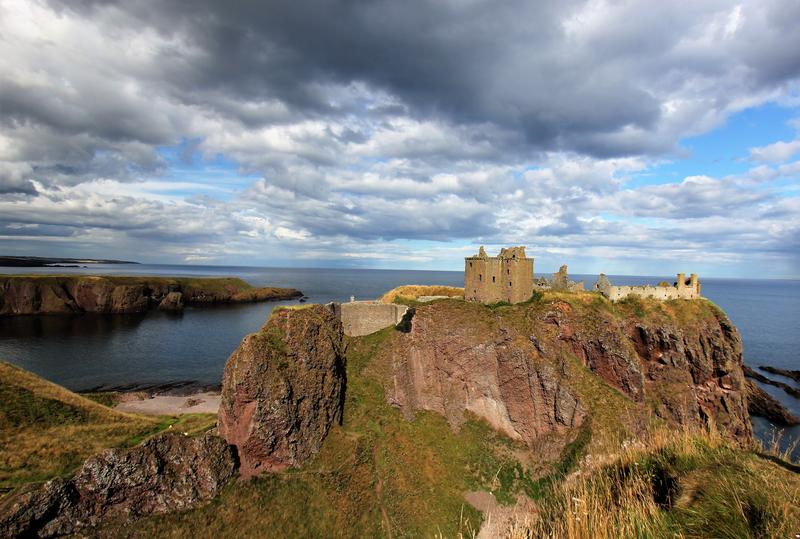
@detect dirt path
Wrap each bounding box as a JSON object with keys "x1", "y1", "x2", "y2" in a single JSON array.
[{"x1": 372, "y1": 443, "x2": 393, "y2": 539}]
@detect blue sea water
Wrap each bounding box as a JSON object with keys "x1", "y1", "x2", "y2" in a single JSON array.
[{"x1": 0, "y1": 264, "x2": 797, "y2": 453}]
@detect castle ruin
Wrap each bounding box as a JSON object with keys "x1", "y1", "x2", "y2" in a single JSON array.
[
  {"x1": 465, "y1": 245, "x2": 702, "y2": 304},
  {"x1": 594, "y1": 273, "x2": 701, "y2": 301},
  {"x1": 465, "y1": 246, "x2": 534, "y2": 304}
]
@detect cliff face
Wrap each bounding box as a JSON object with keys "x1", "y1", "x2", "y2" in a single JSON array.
[
  {"x1": 383, "y1": 296, "x2": 751, "y2": 444},
  {"x1": 218, "y1": 305, "x2": 346, "y2": 478},
  {"x1": 386, "y1": 303, "x2": 586, "y2": 445},
  {"x1": 0, "y1": 276, "x2": 301, "y2": 315},
  {"x1": 216, "y1": 295, "x2": 751, "y2": 479}
]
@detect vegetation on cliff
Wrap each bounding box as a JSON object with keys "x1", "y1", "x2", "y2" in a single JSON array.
[
  {"x1": 379, "y1": 284, "x2": 464, "y2": 304},
  {"x1": 109, "y1": 327, "x2": 554, "y2": 537},
  {"x1": 514, "y1": 426, "x2": 800, "y2": 538},
  {"x1": 0, "y1": 275, "x2": 302, "y2": 315}
]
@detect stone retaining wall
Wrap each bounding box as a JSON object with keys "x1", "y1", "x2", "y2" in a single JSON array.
[{"x1": 339, "y1": 301, "x2": 409, "y2": 337}]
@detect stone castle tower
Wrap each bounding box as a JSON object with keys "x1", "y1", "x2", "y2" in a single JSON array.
[{"x1": 465, "y1": 246, "x2": 534, "y2": 304}]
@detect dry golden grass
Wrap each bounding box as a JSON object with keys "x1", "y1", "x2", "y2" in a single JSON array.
[
  {"x1": 509, "y1": 426, "x2": 800, "y2": 539},
  {"x1": 379, "y1": 285, "x2": 464, "y2": 304},
  {"x1": 0, "y1": 362, "x2": 160, "y2": 487}
]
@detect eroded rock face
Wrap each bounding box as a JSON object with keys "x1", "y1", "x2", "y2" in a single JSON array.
[
  {"x1": 385, "y1": 298, "x2": 752, "y2": 445},
  {"x1": 158, "y1": 291, "x2": 185, "y2": 311},
  {"x1": 0, "y1": 433, "x2": 237, "y2": 538},
  {"x1": 386, "y1": 302, "x2": 586, "y2": 445},
  {"x1": 628, "y1": 313, "x2": 751, "y2": 438},
  {"x1": 218, "y1": 304, "x2": 346, "y2": 478}
]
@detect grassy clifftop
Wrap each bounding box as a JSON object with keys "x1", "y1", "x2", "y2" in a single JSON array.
[{"x1": 0, "y1": 275, "x2": 302, "y2": 315}]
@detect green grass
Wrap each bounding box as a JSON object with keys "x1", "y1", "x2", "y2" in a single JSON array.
[{"x1": 81, "y1": 391, "x2": 122, "y2": 407}]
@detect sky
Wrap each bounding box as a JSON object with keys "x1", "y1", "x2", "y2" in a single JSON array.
[{"x1": 1, "y1": 0, "x2": 799, "y2": 277}]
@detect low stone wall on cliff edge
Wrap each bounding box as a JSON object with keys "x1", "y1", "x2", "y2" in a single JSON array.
[{"x1": 340, "y1": 301, "x2": 408, "y2": 337}]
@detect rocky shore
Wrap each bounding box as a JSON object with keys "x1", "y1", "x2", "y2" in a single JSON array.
[
  {"x1": 744, "y1": 379, "x2": 800, "y2": 425},
  {"x1": 0, "y1": 275, "x2": 302, "y2": 315},
  {"x1": 743, "y1": 365, "x2": 800, "y2": 399}
]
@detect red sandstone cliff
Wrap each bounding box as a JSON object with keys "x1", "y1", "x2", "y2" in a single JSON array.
[
  {"x1": 0, "y1": 276, "x2": 301, "y2": 315},
  {"x1": 382, "y1": 297, "x2": 751, "y2": 443},
  {"x1": 218, "y1": 305, "x2": 346, "y2": 478},
  {"x1": 217, "y1": 294, "x2": 751, "y2": 481}
]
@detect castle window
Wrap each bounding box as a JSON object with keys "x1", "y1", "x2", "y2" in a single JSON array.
[
  {"x1": 479, "y1": 274, "x2": 482, "y2": 281},
  {"x1": 507, "y1": 269, "x2": 510, "y2": 275},
  {"x1": 492, "y1": 276, "x2": 495, "y2": 283},
  {"x1": 509, "y1": 282, "x2": 512, "y2": 286},
  {"x1": 469, "y1": 262, "x2": 473, "y2": 268}
]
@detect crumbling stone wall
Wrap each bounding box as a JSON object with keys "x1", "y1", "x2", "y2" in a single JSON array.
[
  {"x1": 464, "y1": 246, "x2": 534, "y2": 304},
  {"x1": 340, "y1": 301, "x2": 409, "y2": 336},
  {"x1": 549, "y1": 265, "x2": 585, "y2": 292},
  {"x1": 595, "y1": 273, "x2": 701, "y2": 301}
]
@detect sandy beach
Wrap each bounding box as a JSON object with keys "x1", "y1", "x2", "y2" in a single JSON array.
[{"x1": 115, "y1": 391, "x2": 221, "y2": 415}]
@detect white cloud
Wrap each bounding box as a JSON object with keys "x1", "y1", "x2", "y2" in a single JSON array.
[{"x1": 750, "y1": 139, "x2": 800, "y2": 162}]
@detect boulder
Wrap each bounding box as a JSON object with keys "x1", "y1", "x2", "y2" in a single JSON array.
[
  {"x1": 158, "y1": 291, "x2": 185, "y2": 312},
  {"x1": 218, "y1": 304, "x2": 346, "y2": 478},
  {"x1": 0, "y1": 433, "x2": 237, "y2": 538}
]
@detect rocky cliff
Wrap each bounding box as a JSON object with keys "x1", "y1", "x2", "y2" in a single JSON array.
[
  {"x1": 0, "y1": 275, "x2": 302, "y2": 315},
  {"x1": 218, "y1": 304, "x2": 346, "y2": 478},
  {"x1": 0, "y1": 433, "x2": 237, "y2": 538},
  {"x1": 217, "y1": 293, "x2": 751, "y2": 480},
  {"x1": 382, "y1": 294, "x2": 751, "y2": 445}
]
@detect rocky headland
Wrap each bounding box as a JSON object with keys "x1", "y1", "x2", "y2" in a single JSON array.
[
  {"x1": 379, "y1": 294, "x2": 752, "y2": 445},
  {"x1": 3, "y1": 289, "x2": 799, "y2": 537},
  {"x1": 0, "y1": 275, "x2": 302, "y2": 315}
]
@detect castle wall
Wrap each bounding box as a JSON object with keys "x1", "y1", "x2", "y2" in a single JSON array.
[
  {"x1": 601, "y1": 273, "x2": 701, "y2": 302},
  {"x1": 465, "y1": 254, "x2": 533, "y2": 304},
  {"x1": 339, "y1": 301, "x2": 409, "y2": 336}
]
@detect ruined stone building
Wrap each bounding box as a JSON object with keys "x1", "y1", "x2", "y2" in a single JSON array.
[
  {"x1": 465, "y1": 246, "x2": 534, "y2": 304},
  {"x1": 594, "y1": 273, "x2": 701, "y2": 301}
]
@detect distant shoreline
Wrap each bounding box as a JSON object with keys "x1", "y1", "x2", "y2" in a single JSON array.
[{"x1": 0, "y1": 256, "x2": 139, "y2": 267}]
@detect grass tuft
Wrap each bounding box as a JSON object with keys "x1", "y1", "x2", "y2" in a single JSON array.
[{"x1": 512, "y1": 426, "x2": 800, "y2": 539}]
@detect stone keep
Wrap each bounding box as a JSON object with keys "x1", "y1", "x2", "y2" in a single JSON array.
[{"x1": 465, "y1": 246, "x2": 534, "y2": 304}]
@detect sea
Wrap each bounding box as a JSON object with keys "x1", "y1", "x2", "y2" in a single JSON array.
[{"x1": 1, "y1": 264, "x2": 798, "y2": 456}]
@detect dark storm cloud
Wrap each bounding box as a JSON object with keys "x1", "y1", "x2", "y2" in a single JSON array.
[{"x1": 42, "y1": 1, "x2": 800, "y2": 155}]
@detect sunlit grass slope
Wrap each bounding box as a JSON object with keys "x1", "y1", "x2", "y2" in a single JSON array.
[
  {"x1": 513, "y1": 426, "x2": 800, "y2": 539},
  {"x1": 379, "y1": 284, "x2": 464, "y2": 304},
  {"x1": 0, "y1": 362, "x2": 216, "y2": 489}
]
